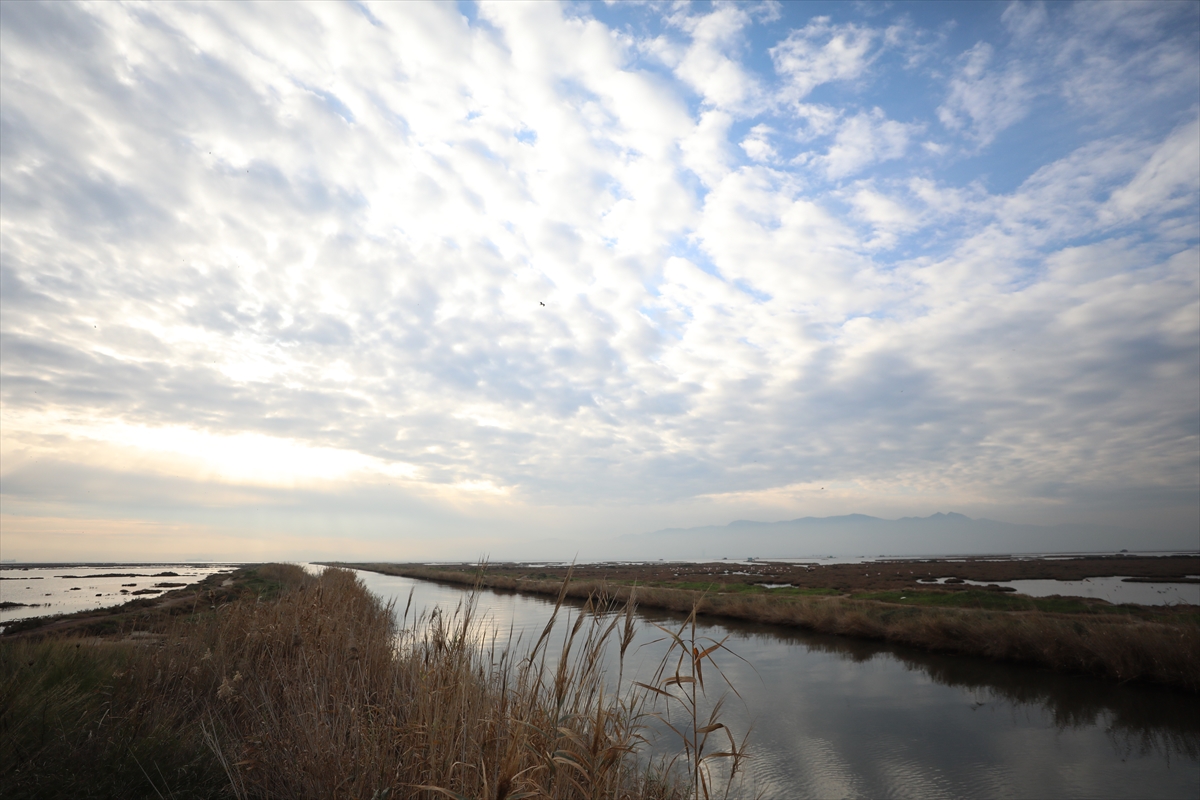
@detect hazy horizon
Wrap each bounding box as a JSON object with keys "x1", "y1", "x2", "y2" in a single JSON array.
[
  {"x1": 2, "y1": 509, "x2": 1196, "y2": 564},
  {"x1": 2, "y1": 1, "x2": 1197, "y2": 563}
]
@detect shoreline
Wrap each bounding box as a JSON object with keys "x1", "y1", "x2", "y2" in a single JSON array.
[{"x1": 330, "y1": 559, "x2": 1200, "y2": 693}]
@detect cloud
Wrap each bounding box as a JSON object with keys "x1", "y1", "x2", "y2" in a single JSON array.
[
  {"x1": 1054, "y1": 0, "x2": 1200, "y2": 118},
  {"x1": 1, "y1": 1, "x2": 1197, "y2": 558},
  {"x1": 935, "y1": 1, "x2": 1199, "y2": 151},
  {"x1": 739, "y1": 124, "x2": 777, "y2": 162},
  {"x1": 1000, "y1": 1, "x2": 1050, "y2": 41},
  {"x1": 771, "y1": 17, "x2": 877, "y2": 102},
  {"x1": 1102, "y1": 117, "x2": 1200, "y2": 224},
  {"x1": 679, "y1": 109, "x2": 736, "y2": 188},
  {"x1": 661, "y1": 3, "x2": 761, "y2": 113},
  {"x1": 846, "y1": 186, "x2": 922, "y2": 249},
  {"x1": 937, "y1": 42, "x2": 1032, "y2": 147},
  {"x1": 818, "y1": 108, "x2": 921, "y2": 179}
]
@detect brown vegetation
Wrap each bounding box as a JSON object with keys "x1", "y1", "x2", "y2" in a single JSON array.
[
  {"x1": 1, "y1": 565, "x2": 747, "y2": 799},
  {"x1": 340, "y1": 563, "x2": 1200, "y2": 693},
  {"x1": 408, "y1": 554, "x2": 1200, "y2": 594}
]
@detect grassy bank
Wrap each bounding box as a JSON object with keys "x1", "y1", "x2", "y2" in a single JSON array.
[
  {"x1": 339, "y1": 564, "x2": 1200, "y2": 693},
  {"x1": 1, "y1": 565, "x2": 744, "y2": 799}
]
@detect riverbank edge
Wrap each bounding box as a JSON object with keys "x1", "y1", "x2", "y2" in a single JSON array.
[{"x1": 331, "y1": 563, "x2": 1200, "y2": 693}]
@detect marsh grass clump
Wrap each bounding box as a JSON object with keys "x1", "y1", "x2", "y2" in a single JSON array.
[{"x1": 1, "y1": 564, "x2": 743, "y2": 799}]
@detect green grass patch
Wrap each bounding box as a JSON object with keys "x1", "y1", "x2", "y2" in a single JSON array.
[
  {"x1": 0, "y1": 639, "x2": 224, "y2": 799},
  {"x1": 768, "y1": 586, "x2": 842, "y2": 596},
  {"x1": 646, "y1": 581, "x2": 841, "y2": 597},
  {"x1": 664, "y1": 581, "x2": 756, "y2": 593},
  {"x1": 235, "y1": 567, "x2": 291, "y2": 600},
  {"x1": 1029, "y1": 596, "x2": 1113, "y2": 614},
  {"x1": 854, "y1": 589, "x2": 1042, "y2": 612}
]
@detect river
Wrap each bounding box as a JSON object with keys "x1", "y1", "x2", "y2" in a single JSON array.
[{"x1": 347, "y1": 567, "x2": 1199, "y2": 800}]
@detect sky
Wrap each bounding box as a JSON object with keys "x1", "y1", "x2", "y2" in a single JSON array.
[{"x1": 1, "y1": 0, "x2": 1197, "y2": 562}]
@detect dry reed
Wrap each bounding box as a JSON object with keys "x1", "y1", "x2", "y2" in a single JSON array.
[{"x1": 1, "y1": 564, "x2": 748, "y2": 799}]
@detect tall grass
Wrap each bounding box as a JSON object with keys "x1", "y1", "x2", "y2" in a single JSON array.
[
  {"x1": 1, "y1": 565, "x2": 747, "y2": 799},
  {"x1": 359, "y1": 565, "x2": 1200, "y2": 692}
]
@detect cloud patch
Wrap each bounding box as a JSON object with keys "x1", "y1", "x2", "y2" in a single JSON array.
[{"x1": 771, "y1": 17, "x2": 877, "y2": 103}]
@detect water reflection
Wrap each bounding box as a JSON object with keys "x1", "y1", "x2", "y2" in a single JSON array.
[
  {"x1": 888, "y1": 645, "x2": 1200, "y2": 762},
  {"x1": 726, "y1": 621, "x2": 1200, "y2": 763},
  {"x1": 348, "y1": 569, "x2": 1200, "y2": 799}
]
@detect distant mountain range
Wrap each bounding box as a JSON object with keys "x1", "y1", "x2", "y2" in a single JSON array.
[{"x1": 615, "y1": 513, "x2": 1147, "y2": 560}]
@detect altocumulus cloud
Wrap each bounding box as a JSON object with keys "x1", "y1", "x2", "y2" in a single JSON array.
[{"x1": 1, "y1": 1, "x2": 1197, "y2": 560}]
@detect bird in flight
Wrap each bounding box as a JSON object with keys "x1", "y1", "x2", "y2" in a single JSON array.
[{"x1": 540, "y1": 301, "x2": 545, "y2": 306}]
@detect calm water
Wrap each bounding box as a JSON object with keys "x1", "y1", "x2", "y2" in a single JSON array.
[
  {"x1": 961, "y1": 576, "x2": 1200, "y2": 606},
  {"x1": 0, "y1": 564, "x2": 236, "y2": 628},
  {"x1": 347, "y1": 568, "x2": 1200, "y2": 800}
]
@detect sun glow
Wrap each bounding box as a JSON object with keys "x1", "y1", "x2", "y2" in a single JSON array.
[{"x1": 2, "y1": 414, "x2": 420, "y2": 488}]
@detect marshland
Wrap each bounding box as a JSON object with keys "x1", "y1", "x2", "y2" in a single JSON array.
[
  {"x1": 329, "y1": 564, "x2": 1200, "y2": 797},
  {"x1": 5, "y1": 558, "x2": 1197, "y2": 798},
  {"x1": 0, "y1": 564, "x2": 749, "y2": 799},
  {"x1": 337, "y1": 556, "x2": 1200, "y2": 691}
]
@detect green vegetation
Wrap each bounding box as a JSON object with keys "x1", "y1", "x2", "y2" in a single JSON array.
[
  {"x1": 1, "y1": 565, "x2": 746, "y2": 799},
  {"x1": 1, "y1": 638, "x2": 226, "y2": 797},
  {"x1": 645, "y1": 581, "x2": 839, "y2": 597}
]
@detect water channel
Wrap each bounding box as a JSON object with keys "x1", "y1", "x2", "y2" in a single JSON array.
[{"x1": 348, "y1": 567, "x2": 1199, "y2": 800}]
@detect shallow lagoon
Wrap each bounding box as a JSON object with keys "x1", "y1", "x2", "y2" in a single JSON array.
[
  {"x1": 0, "y1": 564, "x2": 235, "y2": 628},
  {"x1": 962, "y1": 575, "x2": 1199, "y2": 606}
]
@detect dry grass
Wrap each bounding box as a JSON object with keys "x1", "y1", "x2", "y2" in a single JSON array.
[
  {"x1": 354, "y1": 565, "x2": 1200, "y2": 693},
  {"x1": 1, "y1": 565, "x2": 749, "y2": 799}
]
